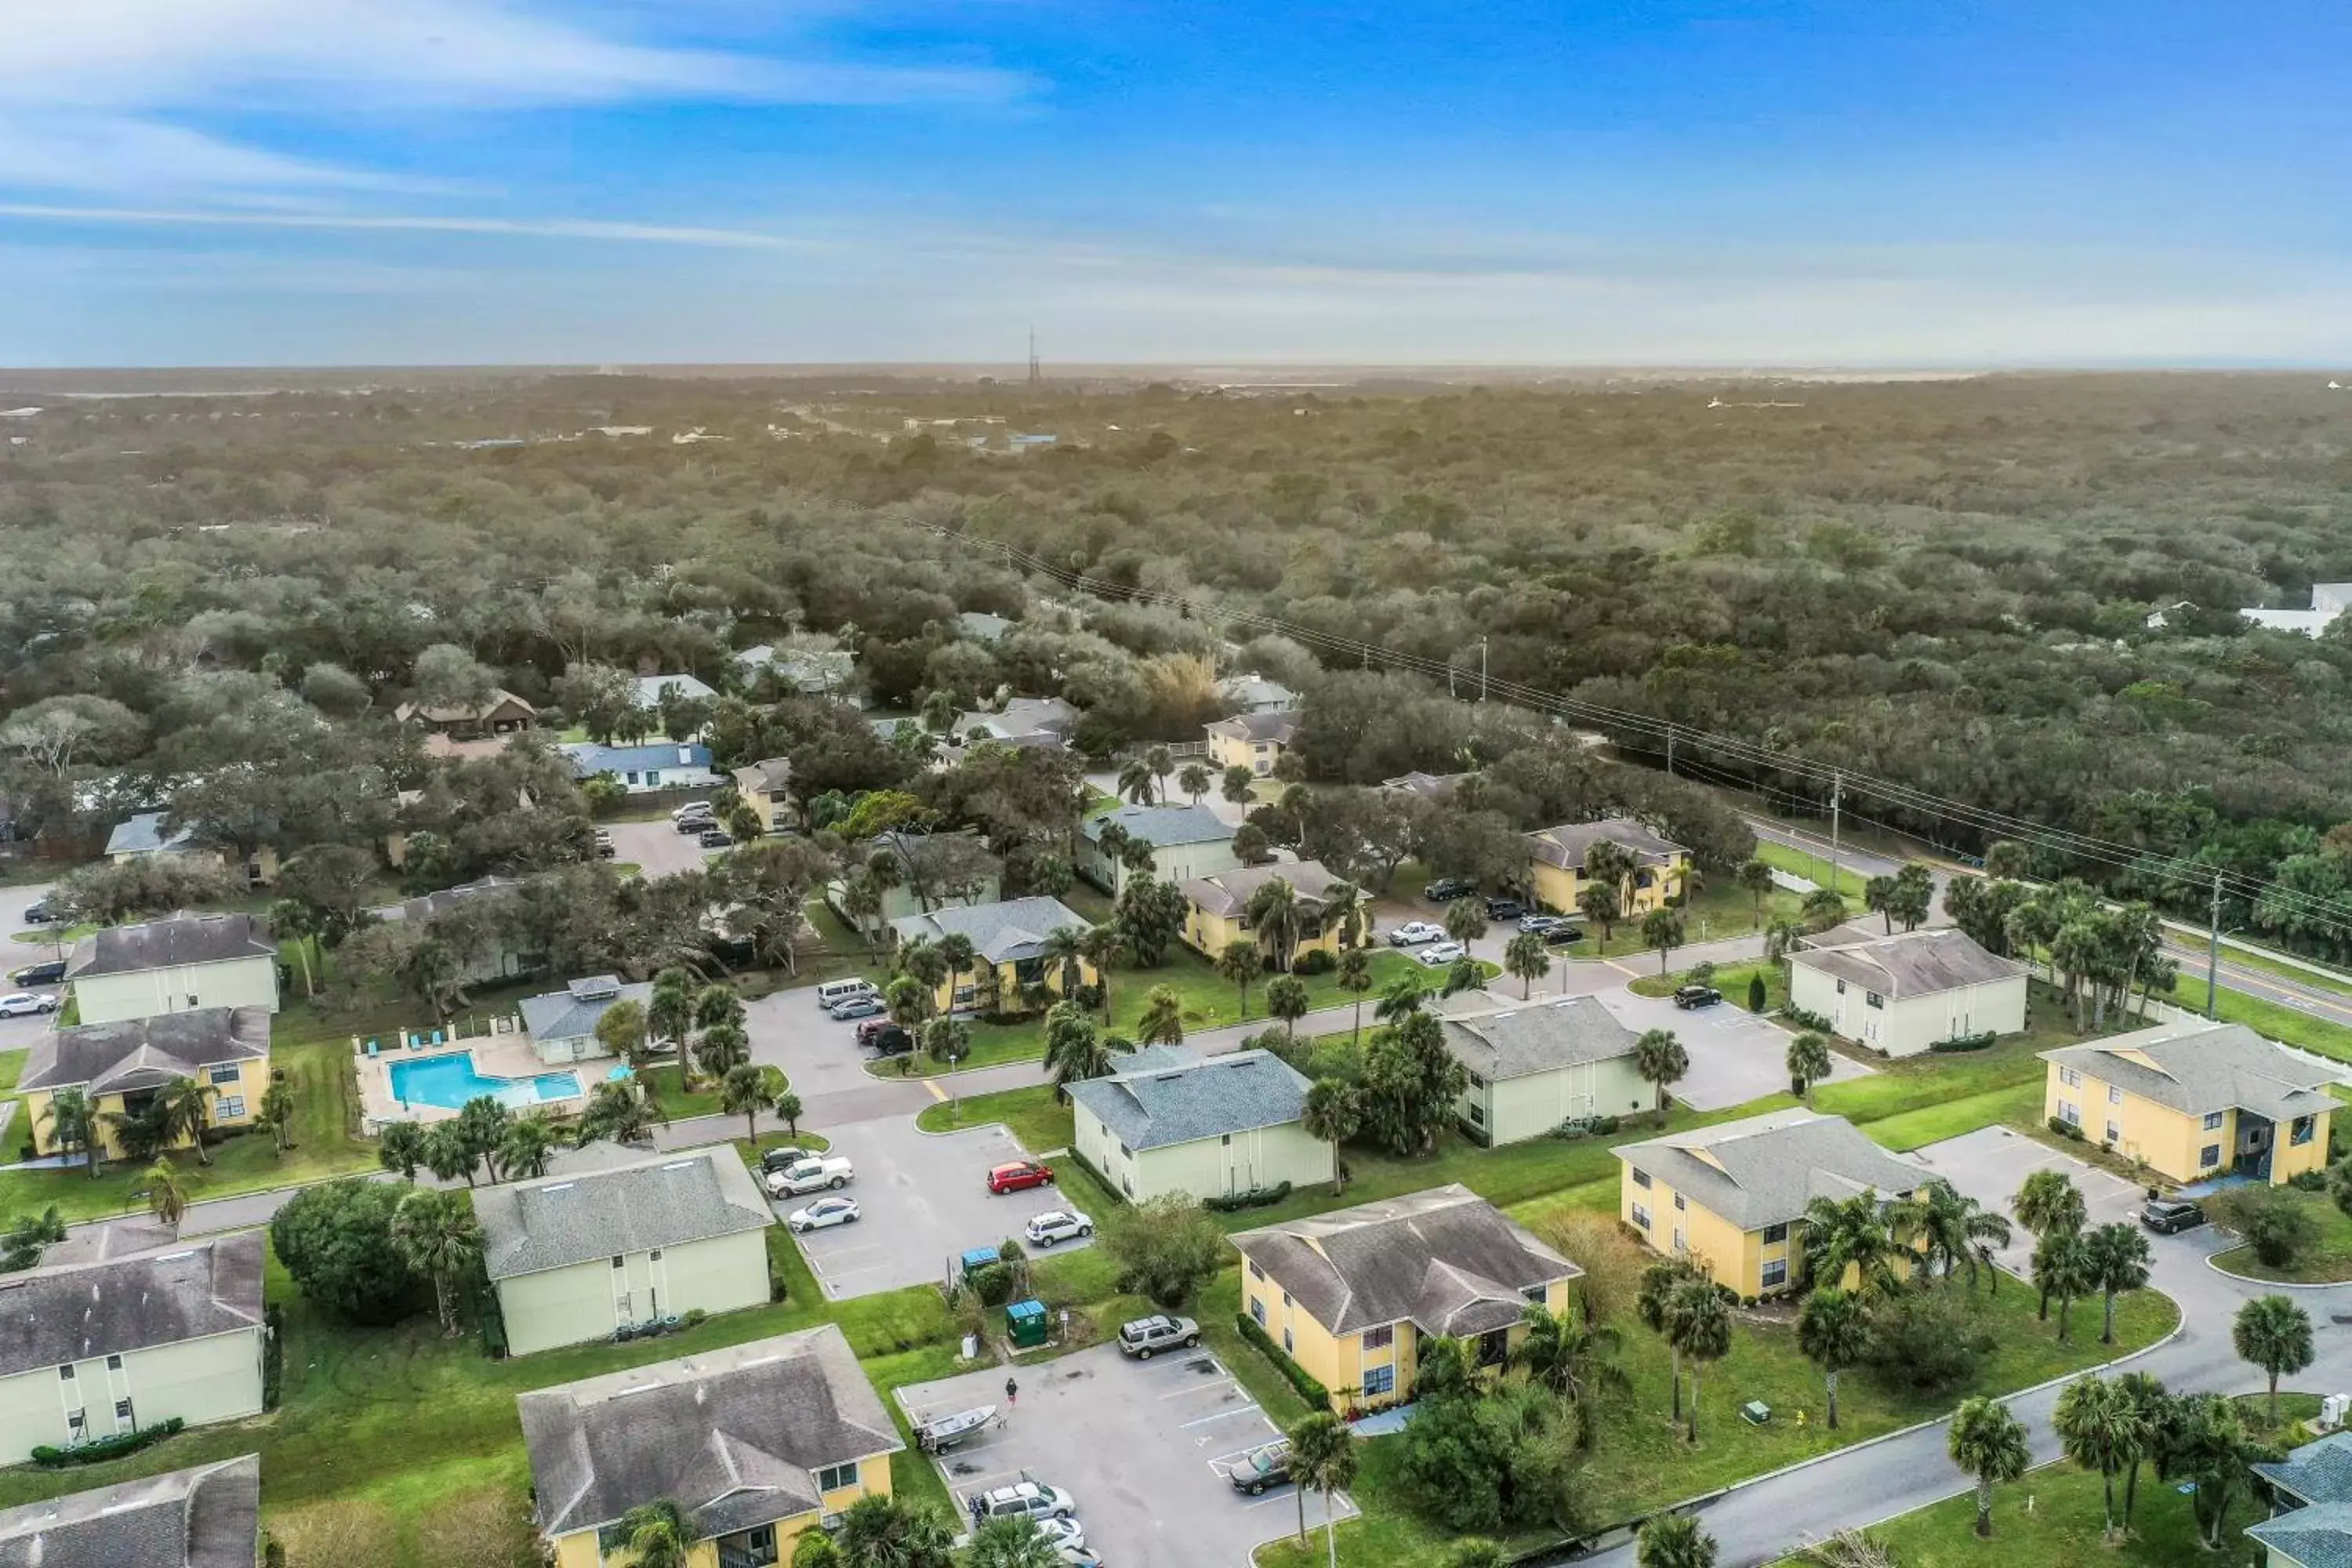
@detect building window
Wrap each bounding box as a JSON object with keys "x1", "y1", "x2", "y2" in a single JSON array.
[
  {"x1": 1673, "y1": 1193, "x2": 1686, "y2": 1210},
  {"x1": 2293, "y1": 1116, "x2": 2318, "y2": 1146},
  {"x1": 1632, "y1": 1203, "x2": 1652, "y2": 1231},
  {"x1": 1467, "y1": 1104, "x2": 1486, "y2": 1126},
  {"x1": 215, "y1": 1096, "x2": 245, "y2": 1120},
  {"x1": 1467, "y1": 1073, "x2": 1488, "y2": 1090},
  {"x1": 65, "y1": 1410, "x2": 83, "y2": 1432},
  {"x1": 1761, "y1": 1258, "x2": 1788, "y2": 1290},
  {"x1": 2107, "y1": 1122, "x2": 2122, "y2": 1144},
  {"x1": 1835, "y1": 978, "x2": 1846, "y2": 995},
  {"x1": 2059, "y1": 1102, "x2": 2081, "y2": 1127},
  {"x1": 649, "y1": 1249, "x2": 662, "y2": 1261},
  {"x1": 1632, "y1": 1169, "x2": 1652, "y2": 1189},
  {"x1": 816, "y1": 1462, "x2": 859, "y2": 1493},
  {"x1": 57, "y1": 1365, "x2": 74, "y2": 1381},
  {"x1": 1281, "y1": 1291, "x2": 1291, "y2": 1308},
  {"x1": 1250, "y1": 1297, "x2": 1266, "y2": 1327},
  {"x1": 208, "y1": 1064, "x2": 241, "y2": 1085},
  {"x1": 1363, "y1": 1324, "x2": 1394, "y2": 1351},
  {"x1": 1283, "y1": 1327, "x2": 1294, "y2": 1352},
  {"x1": 1522, "y1": 1285, "x2": 1548, "y2": 1304},
  {"x1": 612, "y1": 1256, "x2": 625, "y2": 1269},
  {"x1": 1363, "y1": 1364, "x2": 1396, "y2": 1396},
  {"x1": 2202, "y1": 1111, "x2": 2225, "y2": 1131},
  {"x1": 1221, "y1": 1133, "x2": 1232, "y2": 1145},
  {"x1": 2200, "y1": 1143, "x2": 2222, "y2": 1169},
  {"x1": 1762, "y1": 1222, "x2": 1789, "y2": 1245},
  {"x1": 2059, "y1": 1067, "x2": 2081, "y2": 1088},
  {"x1": 1118, "y1": 1142, "x2": 1132, "y2": 1159},
  {"x1": 105, "y1": 1354, "x2": 122, "y2": 1371},
  {"x1": 2108, "y1": 1085, "x2": 2122, "y2": 1105},
  {"x1": 1865, "y1": 991, "x2": 1884, "y2": 1009},
  {"x1": 114, "y1": 1399, "x2": 132, "y2": 1421}
]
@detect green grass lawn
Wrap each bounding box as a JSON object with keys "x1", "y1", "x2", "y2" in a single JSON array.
[
  {"x1": 2211, "y1": 1187, "x2": 2352, "y2": 1283},
  {"x1": 916, "y1": 1083, "x2": 1077, "y2": 1152},
  {"x1": 1774, "y1": 1461, "x2": 2225, "y2": 1568},
  {"x1": 1753, "y1": 839, "x2": 1876, "y2": 901},
  {"x1": 1632, "y1": 958, "x2": 1787, "y2": 1011},
  {"x1": 2194, "y1": 979, "x2": 2352, "y2": 1064},
  {"x1": 8, "y1": 920, "x2": 95, "y2": 946},
  {"x1": 2209, "y1": 942, "x2": 2352, "y2": 1001},
  {"x1": 1585, "y1": 880, "x2": 1845, "y2": 961}
]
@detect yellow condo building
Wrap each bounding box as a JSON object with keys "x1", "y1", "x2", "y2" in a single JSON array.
[
  {"x1": 731, "y1": 757, "x2": 795, "y2": 835},
  {"x1": 17, "y1": 1007, "x2": 273, "y2": 1163},
  {"x1": 2040, "y1": 1021, "x2": 2334, "y2": 1186},
  {"x1": 519, "y1": 1327, "x2": 902, "y2": 1568},
  {"x1": 1231, "y1": 1185, "x2": 1581, "y2": 1414},
  {"x1": 1613, "y1": 1108, "x2": 1925, "y2": 1298},
  {"x1": 1204, "y1": 709, "x2": 1300, "y2": 778},
  {"x1": 1524, "y1": 818, "x2": 1690, "y2": 918},
  {"x1": 887, "y1": 896, "x2": 1097, "y2": 1015},
  {"x1": 1179, "y1": 858, "x2": 1358, "y2": 968}
]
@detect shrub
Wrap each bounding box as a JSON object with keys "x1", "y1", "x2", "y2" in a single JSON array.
[
  {"x1": 1863, "y1": 1293, "x2": 1990, "y2": 1395},
  {"x1": 1929, "y1": 1031, "x2": 1998, "y2": 1053},
  {"x1": 2210, "y1": 1185, "x2": 2315, "y2": 1268},
  {"x1": 1205, "y1": 1181, "x2": 1292, "y2": 1213},
  {"x1": 1784, "y1": 1006, "x2": 1833, "y2": 1033},
  {"x1": 967, "y1": 1262, "x2": 1016, "y2": 1307},
  {"x1": 268, "y1": 1178, "x2": 425, "y2": 1325},
  {"x1": 33, "y1": 1417, "x2": 184, "y2": 1467},
  {"x1": 2288, "y1": 1169, "x2": 2328, "y2": 1193},
  {"x1": 1293, "y1": 949, "x2": 1336, "y2": 975},
  {"x1": 2047, "y1": 1116, "x2": 2085, "y2": 1142},
  {"x1": 1236, "y1": 1312, "x2": 1328, "y2": 1406},
  {"x1": 1102, "y1": 1194, "x2": 1226, "y2": 1307},
  {"x1": 1747, "y1": 973, "x2": 1768, "y2": 1011}
]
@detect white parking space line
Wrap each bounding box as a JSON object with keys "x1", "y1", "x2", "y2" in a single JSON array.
[{"x1": 1178, "y1": 1405, "x2": 1267, "y2": 1430}]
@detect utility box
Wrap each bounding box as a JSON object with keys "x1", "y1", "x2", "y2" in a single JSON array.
[
  {"x1": 1740, "y1": 1401, "x2": 1772, "y2": 1426},
  {"x1": 1006, "y1": 1299, "x2": 1049, "y2": 1349},
  {"x1": 2322, "y1": 1393, "x2": 2349, "y2": 1432}
]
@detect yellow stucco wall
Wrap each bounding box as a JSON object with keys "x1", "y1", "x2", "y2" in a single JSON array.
[
  {"x1": 23, "y1": 1054, "x2": 272, "y2": 1161},
  {"x1": 938, "y1": 955, "x2": 1098, "y2": 1015},
  {"x1": 1207, "y1": 729, "x2": 1285, "y2": 776},
  {"x1": 1181, "y1": 904, "x2": 1344, "y2": 967},
  {"x1": 0, "y1": 1327, "x2": 266, "y2": 1465},
  {"x1": 2042, "y1": 1061, "x2": 2329, "y2": 1185},
  {"x1": 1244, "y1": 1262, "x2": 1571, "y2": 1413},
  {"x1": 546, "y1": 1453, "x2": 891, "y2": 1566},
  {"x1": 1526, "y1": 851, "x2": 1686, "y2": 920}
]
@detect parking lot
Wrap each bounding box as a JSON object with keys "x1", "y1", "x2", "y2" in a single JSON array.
[
  {"x1": 898, "y1": 1344, "x2": 1352, "y2": 1568},
  {"x1": 1903, "y1": 1123, "x2": 2147, "y2": 1252},
  {"x1": 600, "y1": 815, "x2": 715, "y2": 880},
  {"x1": 1588, "y1": 985, "x2": 1876, "y2": 1110},
  {"x1": 783, "y1": 1112, "x2": 1094, "y2": 1299}
]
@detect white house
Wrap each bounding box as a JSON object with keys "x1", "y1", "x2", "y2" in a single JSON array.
[
  {"x1": 1442, "y1": 996, "x2": 1649, "y2": 1146},
  {"x1": 630, "y1": 673, "x2": 719, "y2": 710},
  {"x1": 517, "y1": 975, "x2": 655, "y2": 1064},
  {"x1": 1080, "y1": 804, "x2": 1241, "y2": 896},
  {"x1": 559, "y1": 742, "x2": 722, "y2": 794},
  {"x1": 66, "y1": 913, "x2": 281, "y2": 1026},
  {"x1": 1069, "y1": 1047, "x2": 1332, "y2": 1202},
  {"x1": 2243, "y1": 583, "x2": 2352, "y2": 637},
  {"x1": 1788, "y1": 927, "x2": 2029, "y2": 1055}
]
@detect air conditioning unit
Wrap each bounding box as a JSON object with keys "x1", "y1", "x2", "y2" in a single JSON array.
[{"x1": 2322, "y1": 1393, "x2": 2349, "y2": 1432}]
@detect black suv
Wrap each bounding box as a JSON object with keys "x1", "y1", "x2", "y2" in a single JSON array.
[
  {"x1": 1484, "y1": 896, "x2": 1526, "y2": 921},
  {"x1": 2140, "y1": 1198, "x2": 2205, "y2": 1234},
  {"x1": 865, "y1": 1025, "x2": 914, "y2": 1057},
  {"x1": 1672, "y1": 985, "x2": 1724, "y2": 1010},
  {"x1": 1424, "y1": 877, "x2": 1476, "y2": 902},
  {"x1": 10, "y1": 960, "x2": 65, "y2": 987}
]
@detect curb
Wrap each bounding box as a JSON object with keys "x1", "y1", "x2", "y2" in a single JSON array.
[{"x1": 2203, "y1": 1247, "x2": 2352, "y2": 1291}]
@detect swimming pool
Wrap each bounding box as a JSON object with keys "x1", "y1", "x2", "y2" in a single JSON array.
[{"x1": 388, "y1": 1053, "x2": 593, "y2": 1112}]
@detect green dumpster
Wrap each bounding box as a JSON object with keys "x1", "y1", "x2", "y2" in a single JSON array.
[{"x1": 1006, "y1": 1298, "x2": 1049, "y2": 1349}]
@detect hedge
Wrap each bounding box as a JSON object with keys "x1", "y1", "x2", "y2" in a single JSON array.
[
  {"x1": 1782, "y1": 1005, "x2": 1834, "y2": 1033},
  {"x1": 1929, "y1": 1031, "x2": 1998, "y2": 1053},
  {"x1": 1205, "y1": 1181, "x2": 1292, "y2": 1214},
  {"x1": 1235, "y1": 1312, "x2": 1329, "y2": 1406},
  {"x1": 33, "y1": 1418, "x2": 184, "y2": 1467}
]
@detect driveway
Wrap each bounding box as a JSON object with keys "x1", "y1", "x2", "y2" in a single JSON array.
[
  {"x1": 601, "y1": 817, "x2": 712, "y2": 880},
  {"x1": 1483, "y1": 983, "x2": 1871, "y2": 1112},
  {"x1": 783, "y1": 1113, "x2": 1092, "y2": 1300},
  {"x1": 899, "y1": 1344, "x2": 1352, "y2": 1568}
]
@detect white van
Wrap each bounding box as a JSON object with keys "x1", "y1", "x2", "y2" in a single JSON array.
[{"x1": 815, "y1": 978, "x2": 879, "y2": 1010}]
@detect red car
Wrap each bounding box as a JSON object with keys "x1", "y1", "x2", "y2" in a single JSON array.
[{"x1": 987, "y1": 1160, "x2": 1054, "y2": 1195}]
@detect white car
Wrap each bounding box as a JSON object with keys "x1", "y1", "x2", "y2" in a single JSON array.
[
  {"x1": 1025, "y1": 1209, "x2": 1093, "y2": 1247},
  {"x1": 1417, "y1": 942, "x2": 1467, "y2": 967},
  {"x1": 1037, "y1": 1517, "x2": 1086, "y2": 1552},
  {"x1": 1386, "y1": 920, "x2": 1445, "y2": 947},
  {"x1": 971, "y1": 1480, "x2": 1077, "y2": 1526},
  {"x1": 0, "y1": 992, "x2": 57, "y2": 1018},
  {"x1": 764, "y1": 1156, "x2": 855, "y2": 1197},
  {"x1": 789, "y1": 1196, "x2": 861, "y2": 1232}
]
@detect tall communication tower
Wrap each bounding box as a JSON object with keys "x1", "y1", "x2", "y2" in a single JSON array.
[{"x1": 1027, "y1": 329, "x2": 1041, "y2": 391}]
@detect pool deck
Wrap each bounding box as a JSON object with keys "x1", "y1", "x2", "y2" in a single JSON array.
[{"x1": 357, "y1": 1033, "x2": 615, "y2": 1131}]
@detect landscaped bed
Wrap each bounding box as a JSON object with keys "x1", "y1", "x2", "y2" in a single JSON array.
[{"x1": 2209, "y1": 1186, "x2": 2352, "y2": 1284}]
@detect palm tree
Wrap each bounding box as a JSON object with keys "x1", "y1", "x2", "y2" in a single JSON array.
[
  {"x1": 1247, "y1": 877, "x2": 1305, "y2": 971},
  {"x1": 773, "y1": 1089, "x2": 804, "y2": 1139},
  {"x1": 423, "y1": 1120, "x2": 478, "y2": 1187},
  {"x1": 576, "y1": 1078, "x2": 668, "y2": 1148},
  {"x1": 1584, "y1": 840, "x2": 1637, "y2": 922},
  {"x1": 1218, "y1": 938, "x2": 1264, "y2": 1020},
  {"x1": 937, "y1": 933, "x2": 980, "y2": 1015},
  {"x1": 1044, "y1": 1003, "x2": 1115, "y2": 1098},
  {"x1": 378, "y1": 1119, "x2": 426, "y2": 1179},
  {"x1": 1632, "y1": 1028, "x2": 1688, "y2": 1124},
  {"x1": 1134, "y1": 984, "x2": 1185, "y2": 1045},
  {"x1": 2053, "y1": 1373, "x2": 2144, "y2": 1541},
  {"x1": 1636, "y1": 1512, "x2": 1716, "y2": 1568},
  {"x1": 695, "y1": 1022, "x2": 750, "y2": 1082},
  {"x1": 1640, "y1": 906, "x2": 1686, "y2": 975},
  {"x1": 2164, "y1": 1390, "x2": 2264, "y2": 1548},
  {"x1": 1373, "y1": 974, "x2": 1429, "y2": 1022},
  {"x1": 1443, "y1": 1544, "x2": 1509, "y2": 1568},
  {"x1": 647, "y1": 966, "x2": 699, "y2": 1061},
  {"x1": 2013, "y1": 1169, "x2": 2085, "y2": 1316},
  {"x1": 1265, "y1": 975, "x2": 1311, "y2": 1039},
  {"x1": 1322, "y1": 880, "x2": 1368, "y2": 951},
  {"x1": 106, "y1": 1099, "x2": 177, "y2": 1163},
  {"x1": 1785, "y1": 1031, "x2": 1832, "y2": 1105},
  {"x1": 1145, "y1": 745, "x2": 1175, "y2": 804},
  {"x1": 1337, "y1": 948, "x2": 1374, "y2": 1044},
  {"x1": 1736, "y1": 858, "x2": 1775, "y2": 927},
  {"x1": 158, "y1": 1076, "x2": 217, "y2": 1166},
  {"x1": 2082, "y1": 1222, "x2": 2152, "y2": 1344},
  {"x1": 1443, "y1": 896, "x2": 1488, "y2": 948},
  {"x1": 1299, "y1": 1079, "x2": 1356, "y2": 1193},
  {"x1": 393, "y1": 1185, "x2": 485, "y2": 1336},
  {"x1": 1287, "y1": 1412, "x2": 1358, "y2": 1568},
  {"x1": 615, "y1": 1499, "x2": 697, "y2": 1568},
  {"x1": 964, "y1": 1517, "x2": 1063, "y2": 1568},
  {"x1": 721, "y1": 1062, "x2": 776, "y2": 1142},
  {"x1": 833, "y1": 1492, "x2": 956, "y2": 1568},
  {"x1": 1788, "y1": 1531, "x2": 1898, "y2": 1568},
  {"x1": 1511, "y1": 1303, "x2": 1628, "y2": 1444},
  {"x1": 259, "y1": 1083, "x2": 296, "y2": 1154},
  {"x1": 1891, "y1": 1178, "x2": 2011, "y2": 1290},
  {"x1": 1947, "y1": 1396, "x2": 2031, "y2": 1538},
  {"x1": 1036, "y1": 926, "x2": 1083, "y2": 1003},
  {"x1": 270, "y1": 897, "x2": 319, "y2": 997},
  {"x1": 2034, "y1": 1229, "x2": 2095, "y2": 1341},
  {"x1": 39, "y1": 1087, "x2": 100, "y2": 1178},
  {"x1": 1578, "y1": 883, "x2": 1622, "y2": 946},
  {"x1": 922, "y1": 1016, "x2": 971, "y2": 1068},
  {"x1": 145, "y1": 1157, "x2": 188, "y2": 1227},
  {"x1": 2234, "y1": 1294, "x2": 2315, "y2": 1426},
  {"x1": 1502, "y1": 931, "x2": 1550, "y2": 998},
  {"x1": 1664, "y1": 1277, "x2": 1730, "y2": 1443},
  {"x1": 1796, "y1": 1286, "x2": 1871, "y2": 1430},
  {"x1": 1077, "y1": 924, "x2": 1127, "y2": 1018},
  {"x1": 496, "y1": 1112, "x2": 560, "y2": 1180},
  {"x1": 1116, "y1": 757, "x2": 1157, "y2": 806},
  {"x1": 1801, "y1": 1189, "x2": 1900, "y2": 1297},
  {"x1": 840, "y1": 875, "x2": 884, "y2": 950},
  {"x1": 1637, "y1": 1259, "x2": 1704, "y2": 1425},
  {"x1": 1178, "y1": 763, "x2": 1212, "y2": 805},
  {"x1": 2115, "y1": 1370, "x2": 2172, "y2": 1527}
]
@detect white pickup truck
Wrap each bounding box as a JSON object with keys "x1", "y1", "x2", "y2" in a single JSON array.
[{"x1": 763, "y1": 1156, "x2": 855, "y2": 1198}]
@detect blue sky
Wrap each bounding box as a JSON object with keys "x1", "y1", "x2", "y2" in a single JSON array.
[{"x1": 2, "y1": 1, "x2": 2347, "y2": 366}]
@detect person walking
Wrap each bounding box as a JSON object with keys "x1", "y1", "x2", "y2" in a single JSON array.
[{"x1": 1005, "y1": 1375, "x2": 1019, "y2": 1409}]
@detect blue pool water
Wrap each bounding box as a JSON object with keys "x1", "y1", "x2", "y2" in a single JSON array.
[{"x1": 389, "y1": 1054, "x2": 593, "y2": 1112}]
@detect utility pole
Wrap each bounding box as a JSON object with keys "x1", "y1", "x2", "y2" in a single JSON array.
[
  {"x1": 2207, "y1": 870, "x2": 2223, "y2": 1020},
  {"x1": 1665, "y1": 724, "x2": 1676, "y2": 778},
  {"x1": 1828, "y1": 771, "x2": 1845, "y2": 897},
  {"x1": 1479, "y1": 637, "x2": 1489, "y2": 703}
]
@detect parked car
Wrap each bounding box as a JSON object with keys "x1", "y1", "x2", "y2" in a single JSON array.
[
  {"x1": 969, "y1": 1481, "x2": 1077, "y2": 1526},
  {"x1": 829, "y1": 993, "x2": 887, "y2": 1020},
  {"x1": 1673, "y1": 985, "x2": 1724, "y2": 1010},
  {"x1": 1116, "y1": 1313, "x2": 1200, "y2": 1359},
  {"x1": 9, "y1": 960, "x2": 65, "y2": 987},
  {"x1": 1035, "y1": 1517, "x2": 1086, "y2": 1553},
  {"x1": 699, "y1": 828, "x2": 734, "y2": 849},
  {"x1": 0, "y1": 992, "x2": 57, "y2": 1018},
  {"x1": 1417, "y1": 941, "x2": 1468, "y2": 967},
  {"x1": 1517, "y1": 913, "x2": 1561, "y2": 935},
  {"x1": 1423, "y1": 877, "x2": 1476, "y2": 902},
  {"x1": 788, "y1": 1196, "x2": 861, "y2": 1232},
  {"x1": 763, "y1": 1156, "x2": 855, "y2": 1197},
  {"x1": 1387, "y1": 920, "x2": 1445, "y2": 947},
  {"x1": 1484, "y1": 896, "x2": 1526, "y2": 920},
  {"x1": 2141, "y1": 1198, "x2": 2206, "y2": 1234},
  {"x1": 1224, "y1": 1441, "x2": 1291, "y2": 1495},
  {"x1": 1055, "y1": 1549, "x2": 1103, "y2": 1568},
  {"x1": 759, "y1": 1146, "x2": 815, "y2": 1174},
  {"x1": 1544, "y1": 924, "x2": 1587, "y2": 946},
  {"x1": 987, "y1": 1160, "x2": 1055, "y2": 1194},
  {"x1": 1025, "y1": 1210, "x2": 1094, "y2": 1247},
  {"x1": 670, "y1": 801, "x2": 713, "y2": 823},
  {"x1": 593, "y1": 830, "x2": 615, "y2": 859},
  {"x1": 20, "y1": 901, "x2": 54, "y2": 925},
  {"x1": 673, "y1": 811, "x2": 713, "y2": 834},
  {"x1": 865, "y1": 1025, "x2": 915, "y2": 1057}
]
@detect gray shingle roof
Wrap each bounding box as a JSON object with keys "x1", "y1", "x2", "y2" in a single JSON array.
[
  {"x1": 1791, "y1": 929, "x2": 2026, "y2": 999},
  {"x1": 1526, "y1": 817, "x2": 1687, "y2": 872},
  {"x1": 734, "y1": 757, "x2": 793, "y2": 796},
  {"x1": 18, "y1": 1006, "x2": 271, "y2": 1096},
  {"x1": 1229, "y1": 1184, "x2": 1580, "y2": 1338},
  {"x1": 1613, "y1": 1109, "x2": 1922, "y2": 1231},
  {"x1": 1205, "y1": 710, "x2": 1299, "y2": 745},
  {"x1": 68, "y1": 913, "x2": 275, "y2": 980},
  {"x1": 520, "y1": 1327, "x2": 902, "y2": 1541},
  {"x1": 476, "y1": 1145, "x2": 771, "y2": 1279},
  {"x1": 1443, "y1": 997, "x2": 1639, "y2": 1082},
  {"x1": 1069, "y1": 1048, "x2": 1311, "y2": 1152},
  {"x1": 631, "y1": 673, "x2": 717, "y2": 709},
  {"x1": 0, "y1": 1455, "x2": 261, "y2": 1568},
  {"x1": 956, "y1": 610, "x2": 1014, "y2": 642},
  {"x1": 2041, "y1": 1021, "x2": 2336, "y2": 1123},
  {"x1": 401, "y1": 874, "x2": 521, "y2": 925},
  {"x1": 0, "y1": 1232, "x2": 264, "y2": 1377},
  {"x1": 1216, "y1": 674, "x2": 1298, "y2": 710},
  {"x1": 1179, "y1": 860, "x2": 1345, "y2": 918},
  {"x1": 517, "y1": 975, "x2": 653, "y2": 1044},
  {"x1": 1082, "y1": 804, "x2": 1236, "y2": 851},
  {"x1": 2259, "y1": 1433, "x2": 2352, "y2": 1507},
  {"x1": 2249, "y1": 1501, "x2": 2352, "y2": 1568},
  {"x1": 1380, "y1": 771, "x2": 1469, "y2": 800},
  {"x1": 949, "y1": 696, "x2": 1073, "y2": 744},
  {"x1": 103, "y1": 811, "x2": 197, "y2": 858},
  {"x1": 887, "y1": 896, "x2": 1091, "y2": 965}
]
